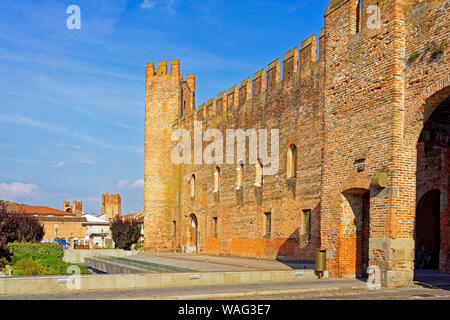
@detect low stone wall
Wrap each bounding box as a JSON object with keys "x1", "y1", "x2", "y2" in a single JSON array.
[
  {"x1": 63, "y1": 249, "x2": 139, "y2": 264},
  {"x1": 0, "y1": 269, "x2": 327, "y2": 296},
  {"x1": 85, "y1": 258, "x2": 150, "y2": 274}
]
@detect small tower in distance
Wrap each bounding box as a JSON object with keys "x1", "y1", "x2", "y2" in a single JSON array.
[
  {"x1": 102, "y1": 193, "x2": 121, "y2": 221},
  {"x1": 63, "y1": 200, "x2": 83, "y2": 216}
]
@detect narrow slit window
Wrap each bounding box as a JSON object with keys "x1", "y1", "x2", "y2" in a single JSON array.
[
  {"x1": 190, "y1": 174, "x2": 195, "y2": 198},
  {"x1": 287, "y1": 144, "x2": 297, "y2": 178},
  {"x1": 356, "y1": 0, "x2": 362, "y2": 34},
  {"x1": 172, "y1": 221, "x2": 176, "y2": 237},
  {"x1": 236, "y1": 163, "x2": 244, "y2": 189},
  {"x1": 213, "y1": 217, "x2": 218, "y2": 238},
  {"x1": 214, "y1": 167, "x2": 220, "y2": 192},
  {"x1": 303, "y1": 209, "x2": 312, "y2": 243},
  {"x1": 255, "y1": 160, "x2": 263, "y2": 187},
  {"x1": 264, "y1": 213, "x2": 272, "y2": 237}
]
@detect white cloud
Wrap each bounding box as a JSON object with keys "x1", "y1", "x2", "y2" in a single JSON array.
[
  {"x1": 73, "y1": 145, "x2": 81, "y2": 149},
  {"x1": 140, "y1": 0, "x2": 177, "y2": 12},
  {"x1": 129, "y1": 179, "x2": 144, "y2": 189},
  {"x1": 0, "y1": 113, "x2": 142, "y2": 154},
  {"x1": 53, "y1": 162, "x2": 65, "y2": 168},
  {"x1": 141, "y1": 0, "x2": 157, "y2": 9},
  {"x1": 0, "y1": 182, "x2": 40, "y2": 202},
  {"x1": 117, "y1": 179, "x2": 144, "y2": 189},
  {"x1": 117, "y1": 179, "x2": 129, "y2": 188}
]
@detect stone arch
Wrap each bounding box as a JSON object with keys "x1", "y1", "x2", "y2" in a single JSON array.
[
  {"x1": 286, "y1": 144, "x2": 298, "y2": 178},
  {"x1": 189, "y1": 174, "x2": 196, "y2": 198},
  {"x1": 404, "y1": 76, "x2": 450, "y2": 147},
  {"x1": 412, "y1": 89, "x2": 449, "y2": 274},
  {"x1": 186, "y1": 213, "x2": 199, "y2": 254}
]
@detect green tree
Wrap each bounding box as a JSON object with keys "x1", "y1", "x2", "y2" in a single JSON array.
[{"x1": 110, "y1": 216, "x2": 141, "y2": 250}]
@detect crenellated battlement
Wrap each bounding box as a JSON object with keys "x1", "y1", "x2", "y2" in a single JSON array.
[
  {"x1": 63, "y1": 200, "x2": 83, "y2": 216},
  {"x1": 146, "y1": 60, "x2": 183, "y2": 78},
  {"x1": 177, "y1": 32, "x2": 324, "y2": 125}
]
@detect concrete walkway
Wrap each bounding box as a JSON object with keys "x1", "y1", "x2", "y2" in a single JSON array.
[
  {"x1": 130, "y1": 255, "x2": 253, "y2": 272},
  {"x1": 0, "y1": 279, "x2": 366, "y2": 300},
  {"x1": 140, "y1": 253, "x2": 315, "y2": 271}
]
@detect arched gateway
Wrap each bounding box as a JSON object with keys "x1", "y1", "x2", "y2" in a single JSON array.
[{"x1": 414, "y1": 91, "x2": 449, "y2": 274}]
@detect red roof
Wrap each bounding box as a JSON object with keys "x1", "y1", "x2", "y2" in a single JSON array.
[{"x1": 16, "y1": 205, "x2": 73, "y2": 216}]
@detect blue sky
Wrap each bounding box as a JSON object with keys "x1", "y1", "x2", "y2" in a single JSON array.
[{"x1": 0, "y1": 0, "x2": 328, "y2": 215}]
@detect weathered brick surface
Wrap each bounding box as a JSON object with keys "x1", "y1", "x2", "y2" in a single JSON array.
[
  {"x1": 102, "y1": 193, "x2": 121, "y2": 221},
  {"x1": 144, "y1": 0, "x2": 449, "y2": 286}
]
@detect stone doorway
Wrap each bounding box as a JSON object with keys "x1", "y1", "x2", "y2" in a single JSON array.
[
  {"x1": 186, "y1": 214, "x2": 199, "y2": 254},
  {"x1": 340, "y1": 190, "x2": 370, "y2": 279}
]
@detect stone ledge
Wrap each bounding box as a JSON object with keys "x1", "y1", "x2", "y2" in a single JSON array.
[{"x1": 0, "y1": 269, "x2": 326, "y2": 296}]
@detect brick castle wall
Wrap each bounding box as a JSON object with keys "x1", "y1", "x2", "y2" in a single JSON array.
[{"x1": 144, "y1": 0, "x2": 449, "y2": 285}]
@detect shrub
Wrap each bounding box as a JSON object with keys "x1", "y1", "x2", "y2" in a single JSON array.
[
  {"x1": 15, "y1": 215, "x2": 44, "y2": 243},
  {"x1": 0, "y1": 202, "x2": 45, "y2": 261},
  {"x1": 6, "y1": 253, "x2": 91, "y2": 276},
  {"x1": 0, "y1": 257, "x2": 7, "y2": 270},
  {"x1": 9, "y1": 256, "x2": 48, "y2": 277},
  {"x1": 408, "y1": 51, "x2": 421, "y2": 64},
  {"x1": 110, "y1": 216, "x2": 141, "y2": 250},
  {"x1": 0, "y1": 202, "x2": 21, "y2": 248}
]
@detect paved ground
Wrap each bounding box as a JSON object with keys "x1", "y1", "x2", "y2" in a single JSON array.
[
  {"x1": 2, "y1": 256, "x2": 448, "y2": 300},
  {"x1": 129, "y1": 255, "x2": 254, "y2": 272},
  {"x1": 223, "y1": 286, "x2": 450, "y2": 300},
  {"x1": 139, "y1": 252, "x2": 315, "y2": 271}
]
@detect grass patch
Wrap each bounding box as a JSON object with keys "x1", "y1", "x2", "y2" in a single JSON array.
[
  {"x1": 3, "y1": 242, "x2": 91, "y2": 277},
  {"x1": 408, "y1": 51, "x2": 421, "y2": 63}
]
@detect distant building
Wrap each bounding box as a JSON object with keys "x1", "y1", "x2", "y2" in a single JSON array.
[
  {"x1": 63, "y1": 200, "x2": 83, "y2": 216},
  {"x1": 12, "y1": 203, "x2": 87, "y2": 243},
  {"x1": 82, "y1": 214, "x2": 113, "y2": 248}
]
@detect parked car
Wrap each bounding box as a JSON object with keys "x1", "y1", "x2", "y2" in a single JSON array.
[{"x1": 56, "y1": 238, "x2": 67, "y2": 250}]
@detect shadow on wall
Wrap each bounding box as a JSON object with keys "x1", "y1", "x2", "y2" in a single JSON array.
[{"x1": 275, "y1": 203, "x2": 321, "y2": 265}]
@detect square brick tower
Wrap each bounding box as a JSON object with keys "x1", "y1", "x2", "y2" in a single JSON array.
[
  {"x1": 102, "y1": 193, "x2": 121, "y2": 221},
  {"x1": 63, "y1": 200, "x2": 83, "y2": 216},
  {"x1": 144, "y1": 60, "x2": 195, "y2": 252}
]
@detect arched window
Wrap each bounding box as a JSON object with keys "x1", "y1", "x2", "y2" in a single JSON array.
[
  {"x1": 287, "y1": 144, "x2": 297, "y2": 178},
  {"x1": 255, "y1": 160, "x2": 263, "y2": 187},
  {"x1": 236, "y1": 162, "x2": 244, "y2": 189},
  {"x1": 213, "y1": 167, "x2": 220, "y2": 192},
  {"x1": 189, "y1": 174, "x2": 195, "y2": 198},
  {"x1": 355, "y1": 0, "x2": 362, "y2": 34}
]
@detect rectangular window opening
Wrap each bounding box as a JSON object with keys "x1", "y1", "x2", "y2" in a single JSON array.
[
  {"x1": 264, "y1": 213, "x2": 272, "y2": 237},
  {"x1": 213, "y1": 217, "x2": 218, "y2": 238},
  {"x1": 303, "y1": 210, "x2": 311, "y2": 243}
]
